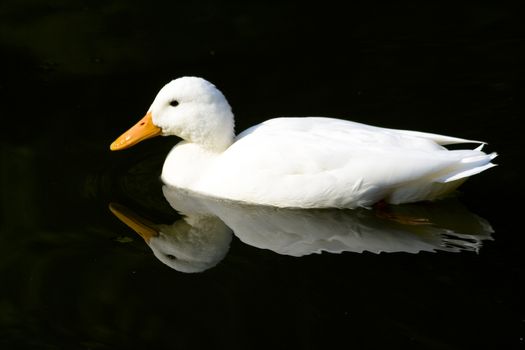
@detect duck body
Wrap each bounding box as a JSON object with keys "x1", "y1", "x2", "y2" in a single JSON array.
[
  {"x1": 162, "y1": 116, "x2": 495, "y2": 208},
  {"x1": 111, "y1": 77, "x2": 497, "y2": 209}
]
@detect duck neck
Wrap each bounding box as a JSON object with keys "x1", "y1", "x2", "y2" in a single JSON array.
[
  {"x1": 181, "y1": 106, "x2": 235, "y2": 153},
  {"x1": 201, "y1": 127, "x2": 235, "y2": 153}
]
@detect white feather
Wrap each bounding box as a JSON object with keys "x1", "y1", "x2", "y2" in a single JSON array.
[{"x1": 143, "y1": 77, "x2": 498, "y2": 209}]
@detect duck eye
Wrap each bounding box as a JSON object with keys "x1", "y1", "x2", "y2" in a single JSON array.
[
  {"x1": 166, "y1": 254, "x2": 177, "y2": 260},
  {"x1": 169, "y1": 100, "x2": 179, "y2": 107}
]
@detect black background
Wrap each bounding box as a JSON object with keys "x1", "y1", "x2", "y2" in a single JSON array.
[{"x1": 0, "y1": 1, "x2": 524, "y2": 349}]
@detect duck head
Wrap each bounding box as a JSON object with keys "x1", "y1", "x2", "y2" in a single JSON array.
[{"x1": 110, "y1": 77, "x2": 235, "y2": 152}]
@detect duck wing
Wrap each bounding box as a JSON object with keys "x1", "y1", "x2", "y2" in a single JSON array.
[{"x1": 204, "y1": 117, "x2": 496, "y2": 208}]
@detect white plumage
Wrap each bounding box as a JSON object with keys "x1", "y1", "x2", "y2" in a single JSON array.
[{"x1": 112, "y1": 77, "x2": 497, "y2": 209}]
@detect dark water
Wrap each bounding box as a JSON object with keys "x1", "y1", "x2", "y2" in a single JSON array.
[{"x1": 1, "y1": 1, "x2": 524, "y2": 349}]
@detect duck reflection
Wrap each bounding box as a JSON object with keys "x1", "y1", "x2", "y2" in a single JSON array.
[{"x1": 110, "y1": 186, "x2": 493, "y2": 273}]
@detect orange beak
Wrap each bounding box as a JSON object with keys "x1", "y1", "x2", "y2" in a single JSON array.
[
  {"x1": 109, "y1": 203, "x2": 159, "y2": 242},
  {"x1": 110, "y1": 112, "x2": 162, "y2": 151}
]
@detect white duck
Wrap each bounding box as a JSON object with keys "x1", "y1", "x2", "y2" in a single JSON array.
[{"x1": 110, "y1": 77, "x2": 496, "y2": 208}]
